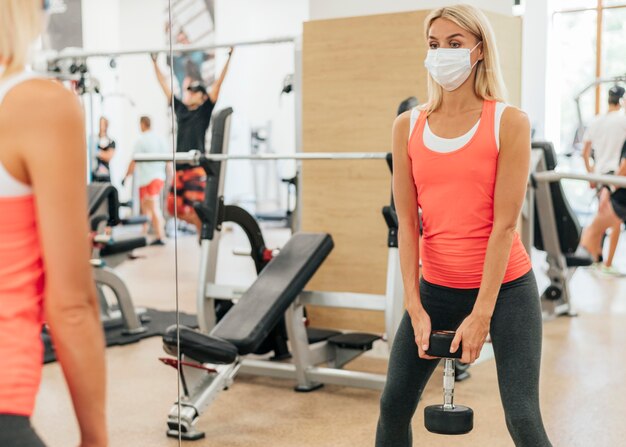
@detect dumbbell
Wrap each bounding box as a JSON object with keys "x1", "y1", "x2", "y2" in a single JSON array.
[{"x1": 424, "y1": 330, "x2": 474, "y2": 435}]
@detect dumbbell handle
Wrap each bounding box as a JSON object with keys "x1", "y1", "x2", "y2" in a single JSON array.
[{"x1": 443, "y1": 358, "x2": 455, "y2": 410}]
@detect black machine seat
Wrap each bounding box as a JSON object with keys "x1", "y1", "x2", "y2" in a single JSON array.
[
  {"x1": 100, "y1": 237, "x2": 147, "y2": 257},
  {"x1": 566, "y1": 255, "x2": 594, "y2": 268},
  {"x1": 532, "y1": 141, "x2": 583, "y2": 256},
  {"x1": 307, "y1": 328, "x2": 342, "y2": 344},
  {"x1": 163, "y1": 325, "x2": 238, "y2": 365},
  {"x1": 212, "y1": 233, "x2": 334, "y2": 355},
  {"x1": 163, "y1": 233, "x2": 334, "y2": 365},
  {"x1": 327, "y1": 333, "x2": 381, "y2": 351}
]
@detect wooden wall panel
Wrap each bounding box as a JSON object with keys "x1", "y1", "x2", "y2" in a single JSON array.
[
  {"x1": 302, "y1": 10, "x2": 522, "y2": 332},
  {"x1": 487, "y1": 12, "x2": 523, "y2": 106}
]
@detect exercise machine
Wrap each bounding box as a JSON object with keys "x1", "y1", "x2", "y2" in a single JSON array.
[
  {"x1": 88, "y1": 183, "x2": 148, "y2": 335},
  {"x1": 135, "y1": 108, "x2": 406, "y2": 440},
  {"x1": 524, "y1": 141, "x2": 626, "y2": 319},
  {"x1": 528, "y1": 142, "x2": 593, "y2": 318}
]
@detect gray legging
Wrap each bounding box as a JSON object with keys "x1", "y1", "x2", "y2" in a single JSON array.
[
  {"x1": 375, "y1": 270, "x2": 552, "y2": 447},
  {"x1": 0, "y1": 415, "x2": 46, "y2": 447}
]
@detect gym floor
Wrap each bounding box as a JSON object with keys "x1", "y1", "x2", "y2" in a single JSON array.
[{"x1": 33, "y1": 225, "x2": 626, "y2": 446}]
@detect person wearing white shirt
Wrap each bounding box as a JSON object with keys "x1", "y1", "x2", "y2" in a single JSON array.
[
  {"x1": 582, "y1": 85, "x2": 626, "y2": 274},
  {"x1": 125, "y1": 116, "x2": 171, "y2": 245}
]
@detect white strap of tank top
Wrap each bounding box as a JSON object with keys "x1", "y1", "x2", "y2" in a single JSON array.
[
  {"x1": 0, "y1": 69, "x2": 40, "y2": 106},
  {"x1": 408, "y1": 103, "x2": 508, "y2": 150},
  {"x1": 409, "y1": 107, "x2": 419, "y2": 142}
]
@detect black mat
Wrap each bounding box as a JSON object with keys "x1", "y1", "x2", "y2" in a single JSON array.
[{"x1": 42, "y1": 309, "x2": 198, "y2": 364}]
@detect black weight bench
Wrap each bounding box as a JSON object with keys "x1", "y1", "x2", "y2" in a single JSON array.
[{"x1": 164, "y1": 232, "x2": 334, "y2": 364}]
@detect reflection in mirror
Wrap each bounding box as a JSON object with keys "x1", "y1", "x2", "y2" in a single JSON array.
[{"x1": 27, "y1": 0, "x2": 181, "y2": 445}]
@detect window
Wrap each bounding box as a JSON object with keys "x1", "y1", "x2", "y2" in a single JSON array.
[
  {"x1": 553, "y1": 10, "x2": 597, "y2": 152},
  {"x1": 602, "y1": 7, "x2": 626, "y2": 91},
  {"x1": 554, "y1": 0, "x2": 597, "y2": 10},
  {"x1": 552, "y1": 0, "x2": 626, "y2": 153}
]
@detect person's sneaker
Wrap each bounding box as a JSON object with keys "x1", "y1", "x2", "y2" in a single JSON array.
[
  {"x1": 150, "y1": 239, "x2": 166, "y2": 246},
  {"x1": 600, "y1": 264, "x2": 625, "y2": 277}
]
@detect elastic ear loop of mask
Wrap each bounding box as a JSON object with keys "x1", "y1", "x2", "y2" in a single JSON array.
[{"x1": 470, "y1": 41, "x2": 482, "y2": 69}]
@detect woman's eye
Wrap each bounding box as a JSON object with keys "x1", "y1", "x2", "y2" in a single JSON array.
[
  {"x1": 429, "y1": 43, "x2": 438, "y2": 49},
  {"x1": 450, "y1": 42, "x2": 461, "y2": 48}
]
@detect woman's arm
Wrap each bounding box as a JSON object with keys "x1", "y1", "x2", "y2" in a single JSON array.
[
  {"x1": 16, "y1": 81, "x2": 108, "y2": 447},
  {"x1": 97, "y1": 147, "x2": 115, "y2": 163},
  {"x1": 450, "y1": 107, "x2": 531, "y2": 363},
  {"x1": 392, "y1": 112, "x2": 434, "y2": 356}
]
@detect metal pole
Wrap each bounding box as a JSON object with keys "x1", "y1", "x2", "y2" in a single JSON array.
[
  {"x1": 443, "y1": 358, "x2": 455, "y2": 410},
  {"x1": 293, "y1": 36, "x2": 304, "y2": 233},
  {"x1": 87, "y1": 93, "x2": 94, "y2": 183},
  {"x1": 48, "y1": 36, "x2": 296, "y2": 62},
  {"x1": 134, "y1": 151, "x2": 389, "y2": 163},
  {"x1": 533, "y1": 171, "x2": 626, "y2": 188},
  {"x1": 573, "y1": 75, "x2": 626, "y2": 102}
]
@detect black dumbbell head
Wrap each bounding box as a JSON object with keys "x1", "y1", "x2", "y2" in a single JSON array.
[
  {"x1": 426, "y1": 330, "x2": 462, "y2": 359},
  {"x1": 424, "y1": 404, "x2": 473, "y2": 435}
]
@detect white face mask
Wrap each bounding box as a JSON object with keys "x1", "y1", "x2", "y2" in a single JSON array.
[{"x1": 424, "y1": 42, "x2": 482, "y2": 92}]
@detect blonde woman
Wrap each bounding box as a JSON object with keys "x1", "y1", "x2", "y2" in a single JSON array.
[
  {"x1": 376, "y1": 5, "x2": 551, "y2": 446},
  {"x1": 0, "y1": 1, "x2": 107, "y2": 446}
]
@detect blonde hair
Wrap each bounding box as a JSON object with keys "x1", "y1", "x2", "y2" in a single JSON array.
[
  {"x1": 422, "y1": 4, "x2": 506, "y2": 114},
  {"x1": 0, "y1": 0, "x2": 43, "y2": 74}
]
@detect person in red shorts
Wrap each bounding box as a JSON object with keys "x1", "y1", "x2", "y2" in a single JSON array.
[
  {"x1": 151, "y1": 48, "x2": 233, "y2": 232},
  {"x1": 125, "y1": 116, "x2": 171, "y2": 245}
]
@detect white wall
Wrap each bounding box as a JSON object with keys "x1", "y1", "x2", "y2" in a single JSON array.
[
  {"x1": 214, "y1": 0, "x2": 308, "y2": 210},
  {"x1": 116, "y1": 0, "x2": 170, "y2": 187},
  {"x1": 81, "y1": 0, "x2": 169, "y2": 198},
  {"x1": 309, "y1": 0, "x2": 514, "y2": 20},
  {"x1": 521, "y1": 0, "x2": 551, "y2": 140}
]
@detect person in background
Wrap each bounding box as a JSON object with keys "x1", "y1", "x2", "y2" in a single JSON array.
[
  {"x1": 581, "y1": 85, "x2": 626, "y2": 274},
  {"x1": 152, "y1": 47, "x2": 233, "y2": 232},
  {"x1": 580, "y1": 140, "x2": 626, "y2": 265},
  {"x1": 125, "y1": 116, "x2": 171, "y2": 246},
  {"x1": 92, "y1": 117, "x2": 116, "y2": 183},
  {"x1": 0, "y1": 0, "x2": 107, "y2": 446}
]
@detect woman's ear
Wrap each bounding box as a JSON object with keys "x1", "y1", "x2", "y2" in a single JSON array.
[{"x1": 477, "y1": 41, "x2": 484, "y2": 62}]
